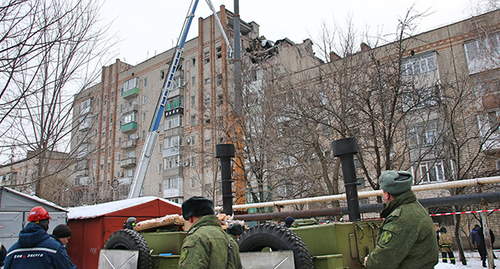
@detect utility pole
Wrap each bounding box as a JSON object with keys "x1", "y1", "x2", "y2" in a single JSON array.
[{"x1": 232, "y1": 0, "x2": 246, "y2": 207}]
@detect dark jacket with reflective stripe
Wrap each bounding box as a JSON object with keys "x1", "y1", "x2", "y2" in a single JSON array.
[
  {"x1": 178, "y1": 215, "x2": 242, "y2": 269},
  {"x1": 5, "y1": 222, "x2": 73, "y2": 269},
  {"x1": 365, "y1": 190, "x2": 439, "y2": 269}
]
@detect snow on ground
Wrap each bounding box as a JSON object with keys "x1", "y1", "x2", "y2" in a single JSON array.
[{"x1": 436, "y1": 249, "x2": 500, "y2": 268}]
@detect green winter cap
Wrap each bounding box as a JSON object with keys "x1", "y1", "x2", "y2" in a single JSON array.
[{"x1": 379, "y1": 170, "x2": 413, "y2": 195}]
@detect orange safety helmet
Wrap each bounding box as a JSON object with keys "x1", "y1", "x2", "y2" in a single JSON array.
[{"x1": 27, "y1": 206, "x2": 51, "y2": 222}]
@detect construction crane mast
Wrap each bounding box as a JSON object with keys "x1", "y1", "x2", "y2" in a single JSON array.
[{"x1": 128, "y1": 0, "x2": 232, "y2": 198}]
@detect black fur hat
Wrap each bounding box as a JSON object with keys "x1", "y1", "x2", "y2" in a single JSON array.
[{"x1": 182, "y1": 196, "x2": 215, "y2": 220}]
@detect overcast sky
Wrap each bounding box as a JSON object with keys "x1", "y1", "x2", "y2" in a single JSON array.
[{"x1": 100, "y1": 0, "x2": 477, "y2": 65}]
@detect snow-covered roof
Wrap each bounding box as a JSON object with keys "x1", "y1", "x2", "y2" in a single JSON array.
[
  {"x1": 1, "y1": 186, "x2": 68, "y2": 212},
  {"x1": 67, "y1": 196, "x2": 180, "y2": 220}
]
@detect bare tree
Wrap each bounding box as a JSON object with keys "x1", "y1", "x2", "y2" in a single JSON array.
[{"x1": 0, "y1": 0, "x2": 115, "y2": 203}]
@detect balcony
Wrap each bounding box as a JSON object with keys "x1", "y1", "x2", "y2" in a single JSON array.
[
  {"x1": 76, "y1": 169, "x2": 89, "y2": 177},
  {"x1": 123, "y1": 87, "x2": 139, "y2": 99},
  {"x1": 121, "y1": 122, "x2": 137, "y2": 133},
  {"x1": 121, "y1": 139, "x2": 137, "y2": 150},
  {"x1": 123, "y1": 104, "x2": 138, "y2": 114},
  {"x1": 118, "y1": 176, "x2": 132, "y2": 186},
  {"x1": 75, "y1": 176, "x2": 90, "y2": 186},
  {"x1": 78, "y1": 118, "x2": 92, "y2": 131},
  {"x1": 120, "y1": 157, "x2": 136, "y2": 168},
  {"x1": 163, "y1": 147, "x2": 183, "y2": 158}
]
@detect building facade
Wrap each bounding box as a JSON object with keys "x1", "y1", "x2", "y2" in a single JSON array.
[
  {"x1": 0, "y1": 151, "x2": 74, "y2": 207},
  {"x1": 70, "y1": 6, "x2": 321, "y2": 206}
]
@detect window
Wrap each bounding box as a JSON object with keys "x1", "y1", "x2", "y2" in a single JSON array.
[
  {"x1": 172, "y1": 76, "x2": 183, "y2": 89},
  {"x1": 192, "y1": 76, "x2": 196, "y2": 86},
  {"x1": 166, "y1": 96, "x2": 182, "y2": 110},
  {"x1": 191, "y1": 95, "x2": 196, "y2": 106},
  {"x1": 158, "y1": 183, "x2": 162, "y2": 193},
  {"x1": 217, "y1": 74, "x2": 223, "y2": 85},
  {"x1": 127, "y1": 169, "x2": 134, "y2": 177},
  {"x1": 204, "y1": 51, "x2": 210, "y2": 64},
  {"x1": 419, "y1": 160, "x2": 445, "y2": 182},
  {"x1": 191, "y1": 57, "x2": 196, "y2": 67},
  {"x1": 402, "y1": 86, "x2": 440, "y2": 111},
  {"x1": 205, "y1": 139, "x2": 211, "y2": 147},
  {"x1": 161, "y1": 70, "x2": 165, "y2": 79},
  {"x1": 165, "y1": 177, "x2": 179, "y2": 189},
  {"x1": 124, "y1": 78, "x2": 138, "y2": 90},
  {"x1": 142, "y1": 112, "x2": 146, "y2": 122},
  {"x1": 158, "y1": 163, "x2": 163, "y2": 173},
  {"x1": 191, "y1": 115, "x2": 196, "y2": 126},
  {"x1": 489, "y1": 111, "x2": 500, "y2": 131},
  {"x1": 464, "y1": 32, "x2": 500, "y2": 74},
  {"x1": 217, "y1": 94, "x2": 223, "y2": 106},
  {"x1": 142, "y1": 130, "x2": 146, "y2": 139},
  {"x1": 204, "y1": 78, "x2": 211, "y2": 84},
  {"x1": 191, "y1": 177, "x2": 196, "y2": 188},
  {"x1": 159, "y1": 143, "x2": 163, "y2": 153},
  {"x1": 216, "y1": 46, "x2": 222, "y2": 59},
  {"x1": 402, "y1": 52, "x2": 436, "y2": 77},
  {"x1": 408, "y1": 121, "x2": 439, "y2": 148},
  {"x1": 165, "y1": 115, "x2": 182, "y2": 129},
  {"x1": 122, "y1": 112, "x2": 137, "y2": 124},
  {"x1": 143, "y1": 95, "x2": 147, "y2": 104},
  {"x1": 80, "y1": 98, "x2": 91, "y2": 114},
  {"x1": 204, "y1": 97, "x2": 210, "y2": 105},
  {"x1": 143, "y1": 78, "x2": 147, "y2": 87}
]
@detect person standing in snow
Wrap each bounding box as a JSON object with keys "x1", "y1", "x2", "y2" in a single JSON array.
[
  {"x1": 5, "y1": 206, "x2": 72, "y2": 269},
  {"x1": 439, "y1": 227, "x2": 456, "y2": 264},
  {"x1": 364, "y1": 170, "x2": 439, "y2": 268},
  {"x1": 471, "y1": 224, "x2": 488, "y2": 267}
]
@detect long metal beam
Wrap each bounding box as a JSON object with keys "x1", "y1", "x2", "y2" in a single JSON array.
[
  {"x1": 215, "y1": 176, "x2": 500, "y2": 211},
  {"x1": 233, "y1": 191, "x2": 500, "y2": 221}
]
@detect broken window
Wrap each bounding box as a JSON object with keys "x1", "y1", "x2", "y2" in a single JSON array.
[{"x1": 204, "y1": 51, "x2": 210, "y2": 64}]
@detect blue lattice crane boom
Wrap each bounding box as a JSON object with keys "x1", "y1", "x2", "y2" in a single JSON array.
[{"x1": 128, "y1": 0, "x2": 232, "y2": 198}]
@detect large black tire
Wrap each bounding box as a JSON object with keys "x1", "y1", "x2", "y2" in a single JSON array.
[
  {"x1": 104, "y1": 229, "x2": 152, "y2": 269},
  {"x1": 238, "y1": 223, "x2": 313, "y2": 269}
]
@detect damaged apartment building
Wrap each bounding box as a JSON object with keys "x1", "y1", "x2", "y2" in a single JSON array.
[{"x1": 70, "y1": 5, "x2": 321, "y2": 205}]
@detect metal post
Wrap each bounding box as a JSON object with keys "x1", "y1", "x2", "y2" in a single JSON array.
[
  {"x1": 233, "y1": 0, "x2": 241, "y2": 113},
  {"x1": 216, "y1": 144, "x2": 235, "y2": 215},
  {"x1": 332, "y1": 138, "x2": 361, "y2": 221}
]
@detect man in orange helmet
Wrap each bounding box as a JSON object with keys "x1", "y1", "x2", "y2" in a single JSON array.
[{"x1": 4, "y1": 206, "x2": 73, "y2": 269}]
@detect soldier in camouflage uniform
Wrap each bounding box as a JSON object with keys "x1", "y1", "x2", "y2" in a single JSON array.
[
  {"x1": 178, "y1": 196, "x2": 242, "y2": 269},
  {"x1": 364, "y1": 171, "x2": 439, "y2": 269}
]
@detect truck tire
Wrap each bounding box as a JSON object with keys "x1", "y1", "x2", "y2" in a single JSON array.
[
  {"x1": 238, "y1": 223, "x2": 313, "y2": 269},
  {"x1": 104, "y1": 229, "x2": 152, "y2": 269}
]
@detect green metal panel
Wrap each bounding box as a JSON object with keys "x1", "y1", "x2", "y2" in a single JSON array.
[
  {"x1": 121, "y1": 122, "x2": 137, "y2": 132},
  {"x1": 123, "y1": 87, "x2": 139, "y2": 99},
  {"x1": 313, "y1": 254, "x2": 345, "y2": 269},
  {"x1": 151, "y1": 255, "x2": 180, "y2": 269},
  {"x1": 292, "y1": 220, "x2": 382, "y2": 269},
  {"x1": 141, "y1": 231, "x2": 186, "y2": 255}
]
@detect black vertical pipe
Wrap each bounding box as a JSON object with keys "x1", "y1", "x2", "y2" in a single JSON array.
[
  {"x1": 332, "y1": 137, "x2": 361, "y2": 221},
  {"x1": 216, "y1": 144, "x2": 235, "y2": 215}
]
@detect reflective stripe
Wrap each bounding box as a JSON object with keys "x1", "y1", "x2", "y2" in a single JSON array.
[{"x1": 7, "y1": 247, "x2": 57, "y2": 256}]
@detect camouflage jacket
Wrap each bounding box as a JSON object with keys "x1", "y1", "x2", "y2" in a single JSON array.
[
  {"x1": 365, "y1": 190, "x2": 439, "y2": 269},
  {"x1": 178, "y1": 215, "x2": 242, "y2": 269}
]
